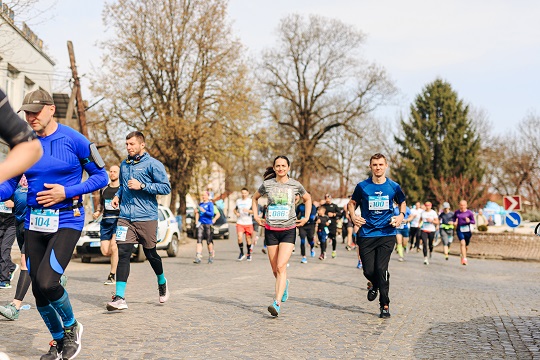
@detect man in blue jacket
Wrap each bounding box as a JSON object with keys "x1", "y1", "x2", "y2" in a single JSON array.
[{"x1": 107, "y1": 131, "x2": 171, "y2": 311}]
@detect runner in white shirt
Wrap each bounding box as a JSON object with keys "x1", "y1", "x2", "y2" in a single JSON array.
[
  {"x1": 408, "y1": 202, "x2": 422, "y2": 252},
  {"x1": 420, "y1": 202, "x2": 439, "y2": 265},
  {"x1": 234, "y1": 188, "x2": 254, "y2": 261}
]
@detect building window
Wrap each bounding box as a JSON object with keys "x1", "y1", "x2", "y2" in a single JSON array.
[{"x1": 5, "y1": 63, "x2": 19, "y2": 97}]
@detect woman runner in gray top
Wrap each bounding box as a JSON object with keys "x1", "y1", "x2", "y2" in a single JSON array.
[{"x1": 252, "y1": 156, "x2": 312, "y2": 317}]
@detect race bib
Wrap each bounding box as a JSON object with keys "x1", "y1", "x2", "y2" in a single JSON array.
[
  {"x1": 368, "y1": 196, "x2": 389, "y2": 211},
  {"x1": 267, "y1": 205, "x2": 290, "y2": 220},
  {"x1": 104, "y1": 199, "x2": 116, "y2": 211},
  {"x1": 0, "y1": 202, "x2": 12, "y2": 214},
  {"x1": 29, "y1": 209, "x2": 59, "y2": 233},
  {"x1": 116, "y1": 226, "x2": 128, "y2": 241},
  {"x1": 460, "y1": 225, "x2": 471, "y2": 233}
]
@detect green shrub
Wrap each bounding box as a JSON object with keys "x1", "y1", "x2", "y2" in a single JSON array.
[
  {"x1": 477, "y1": 224, "x2": 488, "y2": 232},
  {"x1": 521, "y1": 211, "x2": 540, "y2": 222}
]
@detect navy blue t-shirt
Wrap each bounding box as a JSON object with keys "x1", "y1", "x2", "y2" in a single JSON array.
[
  {"x1": 351, "y1": 177, "x2": 406, "y2": 238},
  {"x1": 296, "y1": 203, "x2": 317, "y2": 224}
]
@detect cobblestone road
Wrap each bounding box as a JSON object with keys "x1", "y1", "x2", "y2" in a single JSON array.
[{"x1": 1, "y1": 227, "x2": 539, "y2": 359}]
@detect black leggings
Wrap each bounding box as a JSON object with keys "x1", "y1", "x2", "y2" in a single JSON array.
[
  {"x1": 328, "y1": 229, "x2": 337, "y2": 251},
  {"x1": 409, "y1": 227, "x2": 421, "y2": 248},
  {"x1": 25, "y1": 228, "x2": 80, "y2": 307},
  {"x1": 298, "y1": 223, "x2": 315, "y2": 257},
  {"x1": 197, "y1": 224, "x2": 213, "y2": 244},
  {"x1": 117, "y1": 244, "x2": 164, "y2": 283},
  {"x1": 420, "y1": 231, "x2": 435, "y2": 257},
  {"x1": 358, "y1": 236, "x2": 395, "y2": 306}
]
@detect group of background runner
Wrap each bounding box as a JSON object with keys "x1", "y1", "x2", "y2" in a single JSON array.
[{"x1": 403, "y1": 200, "x2": 475, "y2": 265}]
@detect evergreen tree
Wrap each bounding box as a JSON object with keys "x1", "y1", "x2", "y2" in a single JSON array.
[{"x1": 393, "y1": 79, "x2": 482, "y2": 203}]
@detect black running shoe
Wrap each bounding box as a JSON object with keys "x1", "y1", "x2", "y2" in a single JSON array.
[
  {"x1": 62, "y1": 321, "x2": 83, "y2": 359},
  {"x1": 41, "y1": 340, "x2": 62, "y2": 360},
  {"x1": 380, "y1": 305, "x2": 391, "y2": 318},
  {"x1": 367, "y1": 286, "x2": 378, "y2": 302}
]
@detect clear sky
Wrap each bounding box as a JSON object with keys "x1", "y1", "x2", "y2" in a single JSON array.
[{"x1": 27, "y1": 0, "x2": 540, "y2": 134}]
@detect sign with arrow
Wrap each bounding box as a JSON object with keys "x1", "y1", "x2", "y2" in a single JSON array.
[
  {"x1": 505, "y1": 211, "x2": 521, "y2": 228},
  {"x1": 503, "y1": 195, "x2": 522, "y2": 211}
]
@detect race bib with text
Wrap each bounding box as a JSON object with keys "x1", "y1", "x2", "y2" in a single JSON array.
[
  {"x1": 368, "y1": 196, "x2": 389, "y2": 211},
  {"x1": 0, "y1": 202, "x2": 12, "y2": 214},
  {"x1": 116, "y1": 226, "x2": 128, "y2": 241},
  {"x1": 29, "y1": 209, "x2": 59, "y2": 233},
  {"x1": 267, "y1": 205, "x2": 290, "y2": 220}
]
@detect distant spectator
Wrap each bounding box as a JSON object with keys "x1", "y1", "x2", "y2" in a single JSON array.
[
  {"x1": 476, "y1": 209, "x2": 488, "y2": 227},
  {"x1": 487, "y1": 216, "x2": 495, "y2": 226}
]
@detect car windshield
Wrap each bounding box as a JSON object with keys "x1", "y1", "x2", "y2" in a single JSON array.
[{"x1": 158, "y1": 209, "x2": 165, "y2": 221}]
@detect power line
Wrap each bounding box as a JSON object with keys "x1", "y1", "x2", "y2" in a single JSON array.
[{"x1": 0, "y1": 67, "x2": 72, "y2": 76}]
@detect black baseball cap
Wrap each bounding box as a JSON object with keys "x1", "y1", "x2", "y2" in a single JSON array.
[{"x1": 18, "y1": 89, "x2": 54, "y2": 113}]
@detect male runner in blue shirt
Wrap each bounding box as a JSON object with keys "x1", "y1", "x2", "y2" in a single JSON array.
[
  {"x1": 347, "y1": 153, "x2": 406, "y2": 319},
  {"x1": 0, "y1": 89, "x2": 108, "y2": 359}
]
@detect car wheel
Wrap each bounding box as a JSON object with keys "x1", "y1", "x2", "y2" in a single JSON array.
[
  {"x1": 81, "y1": 256, "x2": 91, "y2": 263},
  {"x1": 134, "y1": 245, "x2": 146, "y2": 262},
  {"x1": 167, "y1": 234, "x2": 179, "y2": 257},
  {"x1": 224, "y1": 234, "x2": 229, "y2": 239}
]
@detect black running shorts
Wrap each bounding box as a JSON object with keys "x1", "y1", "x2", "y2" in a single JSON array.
[{"x1": 264, "y1": 228, "x2": 296, "y2": 246}]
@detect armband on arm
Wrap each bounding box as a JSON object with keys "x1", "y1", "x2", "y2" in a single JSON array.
[{"x1": 81, "y1": 143, "x2": 105, "y2": 169}]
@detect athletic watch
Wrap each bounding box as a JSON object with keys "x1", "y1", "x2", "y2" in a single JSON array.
[
  {"x1": 400, "y1": 212, "x2": 405, "y2": 217},
  {"x1": 140, "y1": 183, "x2": 146, "y2": 190}
]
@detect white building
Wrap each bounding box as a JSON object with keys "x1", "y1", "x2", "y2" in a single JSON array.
[{"x1": 0, "y1": 2, "x2": 55, "y2": 159}]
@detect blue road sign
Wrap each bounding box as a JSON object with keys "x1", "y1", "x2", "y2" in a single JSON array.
[{"x1": 505, "y1": 211, "x2": 522, "y2": 228}]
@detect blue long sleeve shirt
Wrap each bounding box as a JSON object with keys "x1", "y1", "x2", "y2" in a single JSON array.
[
  {"x1": 13, "y1": 185, "x2": 28, "y2": 224},
  {"x1": 115, "y1": 152, "x2": 171, "y2": 222},
  {"x1": 0, "y1": 124, "x2": 108, "y2": 231}
]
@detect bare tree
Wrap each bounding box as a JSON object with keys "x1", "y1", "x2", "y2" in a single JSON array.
[
  {"x1": 481, "y1": 113, "x2": 540, "y2": 209},
  {"x1": 320, "y1": 118, "x2": 378, "y2": 197},
  {"x1": 260, "y1": 14, "x2": 395, "y2": 188},
  {"x1": 430, "y1": 175, "x2": 490, "y2": 210},
  {"x1": 92, "y1": 0, "x2": 254, "y2": 215}
]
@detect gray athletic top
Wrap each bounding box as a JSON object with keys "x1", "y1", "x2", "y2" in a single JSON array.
[{"x1": 258, "y1": 178, "x2": 306, "y2": 229}]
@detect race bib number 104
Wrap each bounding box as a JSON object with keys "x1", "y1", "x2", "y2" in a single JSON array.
[{"x1": 29, "y1": 209, "x2": 59, "y2": 233}]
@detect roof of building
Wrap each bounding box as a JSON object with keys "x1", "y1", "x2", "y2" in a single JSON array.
[
  {"x1": 0, "y1": 11, "x2": 55, "y2": 66},
  {"x1": 52, "y1": 93, "x2": 77, "y2": 120},
  {"x1": 53, "y1": 93, "x2": 80, "y2": 130}
]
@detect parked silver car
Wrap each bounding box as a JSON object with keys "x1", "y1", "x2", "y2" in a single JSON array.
[{"x1": 76, "y1": 205, "x2": 181, "y2": 263}]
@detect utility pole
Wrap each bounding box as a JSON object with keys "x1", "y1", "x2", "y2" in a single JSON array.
[
  {"x1": 67, "y1": 41, "x2": 88, "y2": 136},
  {"x1": 67, "y1": 40, "x2": 100, "y2": 212}
]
